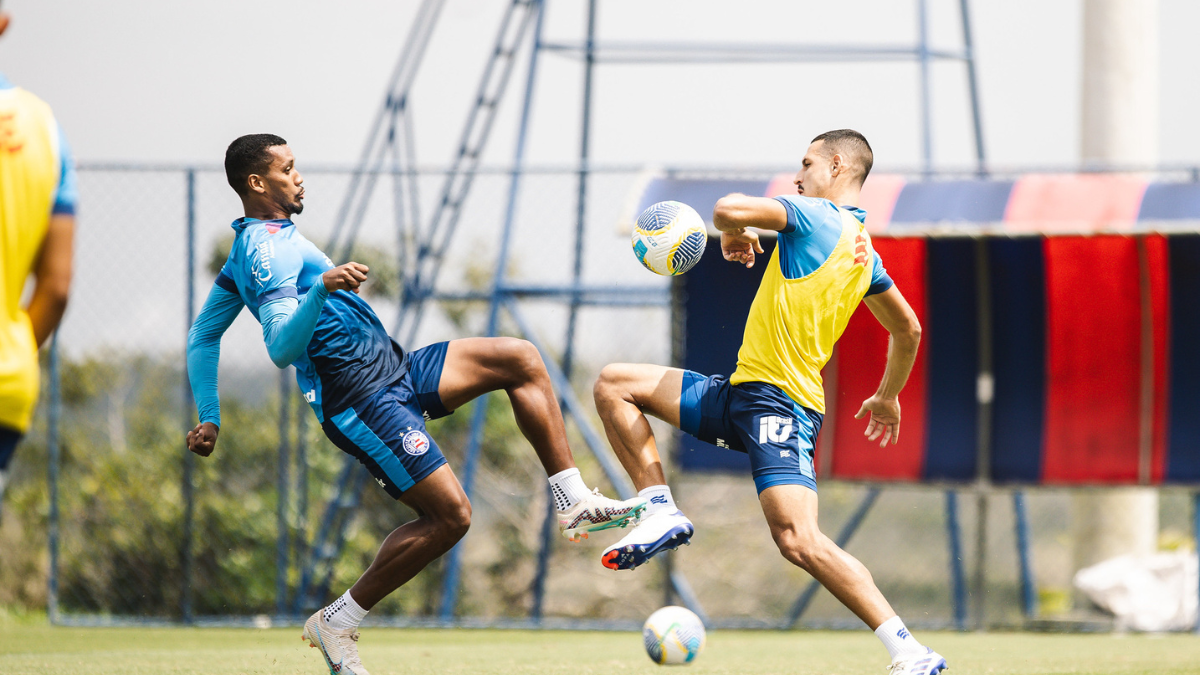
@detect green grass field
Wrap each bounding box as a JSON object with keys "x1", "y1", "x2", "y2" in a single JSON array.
[{"x1": 3, "y1": 623, "x2": 1199, "y2": 675}]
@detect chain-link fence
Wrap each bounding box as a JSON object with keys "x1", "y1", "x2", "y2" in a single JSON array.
[{"x1": 1, "y1": 164, "x2": 1197, "y2": 630}]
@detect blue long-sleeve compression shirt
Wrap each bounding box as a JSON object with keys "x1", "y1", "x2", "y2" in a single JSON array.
[
  {"x1": 186, "y1": 281, "x2": 329, "y2": 426},
  {"x1": 186, "y1": 217, "x2": 405, "y2": 426}
]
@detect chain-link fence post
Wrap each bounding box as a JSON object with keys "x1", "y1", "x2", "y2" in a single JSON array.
[
  {"x1": 182, "y1": 167, "x2": 196, "y2": 624},
  {"x1": 47, "y1": 333, "x2": 61, "y2": 625}
]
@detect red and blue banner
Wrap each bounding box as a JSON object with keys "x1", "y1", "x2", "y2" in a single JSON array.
[{"x1": 662, "y1": 173, "x2": 1200, "y2": 485}]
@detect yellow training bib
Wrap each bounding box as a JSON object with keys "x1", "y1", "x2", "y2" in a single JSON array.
[{"x1": 730, "y1": 207, "x2": 875, "y2": 413}]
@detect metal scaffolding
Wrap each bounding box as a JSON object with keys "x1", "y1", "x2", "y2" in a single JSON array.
[{"x1": 296, "y1": 0, "x2": 988, "y2": 622}]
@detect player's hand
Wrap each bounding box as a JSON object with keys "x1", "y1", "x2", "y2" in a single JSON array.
[
  {"x1": 855, "y1": 396, "x2": 900, "y2": 447},
  {"x1": 187, "y1": 422, "x2": 219, "y2": 457},
  {"x1": 721, "y1": 229, "x2": 764, "y2": 268},
  {"x1": 323, "y1": 262, "x2": 369, "y2": 294}
]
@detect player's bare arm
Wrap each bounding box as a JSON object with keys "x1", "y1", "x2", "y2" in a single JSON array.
[
  {"x1": 712, "y1": 195, "x2": 786, "y2": 268},
  {"x1": 855, "y1": 285, "x2": 922, "y2": 447},
  {"x1": 26, "y1": 213, "x2": 74, "y2": 346}
]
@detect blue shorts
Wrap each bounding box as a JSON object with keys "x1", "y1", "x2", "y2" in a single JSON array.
[
  {"x1": 321, "y1": 342, "x2": 453, "y2": 499},
  {"x1": 679, "y1": 371, "x2": 823, "y2": 494},
  {"x1": 0, "y1": 425, "x2": 21, "y2": 471}
]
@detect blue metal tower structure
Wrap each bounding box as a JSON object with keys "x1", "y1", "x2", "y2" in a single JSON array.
[{"x1": 297, "y1": 0, "x2": 987, "y2": 623}]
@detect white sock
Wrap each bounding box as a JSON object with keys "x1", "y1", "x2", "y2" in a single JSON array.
[
  {"x1": 639, "y1": 485, "x2": 677, "y2": 516},
  {"x1": 874, "y1": 616, "x2": 925, "y2": 660},
  {"x1": 548, "y1": 467, "x2": 590, "y2": 512},
  {"x1": 323, "y1": 590, "x2": 368, "y2": 631}
]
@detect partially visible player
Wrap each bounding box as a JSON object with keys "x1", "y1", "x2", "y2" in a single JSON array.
[
  {"x1": 187, "y1": 134, "x2": 645, "y2": 675},
  {"x1": 0, "y1": 3, "x2": 78, "y2": 516},
  {"x1": 594, "y1": 131, "x2": 947, "y2": 674}
]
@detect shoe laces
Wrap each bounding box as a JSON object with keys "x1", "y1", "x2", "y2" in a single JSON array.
[{"x1": 339, "y1": 630, "x2": 364, "y2": 670}]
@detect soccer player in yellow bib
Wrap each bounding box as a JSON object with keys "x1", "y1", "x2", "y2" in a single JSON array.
[
  {"x1": 0, "y1": 5, "x2": 77, "y2": 513},
  {"x1": 595, "y1": 131, "x2": 945, "y2": 674}
]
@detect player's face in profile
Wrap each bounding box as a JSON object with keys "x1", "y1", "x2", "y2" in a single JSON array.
[
  {"x1": 261, "y1": 145, "x2": 305, "y2": 215},
  {"x1": 792, "y1": 141, "x2": 833, "y2": 200}
]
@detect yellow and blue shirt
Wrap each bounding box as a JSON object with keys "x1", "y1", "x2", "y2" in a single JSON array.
[
  {"x1": 729, "y1": 196, "x2": 891, "y2": 414},
  {"x1": 0, "y1": 72, "x2": 77, "y2": 432}
]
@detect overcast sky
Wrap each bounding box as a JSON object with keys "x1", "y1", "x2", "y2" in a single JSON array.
[{"x1": 2, "y1": 0, "x2": 1198, "y2": 171}]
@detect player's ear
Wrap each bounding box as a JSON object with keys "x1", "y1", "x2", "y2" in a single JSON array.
[
  {"x1": 830, "y1": 153, "x2": 845, "y2": 178},
  {"x1": 247, "y1": 173, "x2": 266, "y2": 195}
]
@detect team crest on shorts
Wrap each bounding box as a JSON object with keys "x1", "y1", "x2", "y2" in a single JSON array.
[{"x1": 402, "y1": 430, "x2": 430, "y2": 456}]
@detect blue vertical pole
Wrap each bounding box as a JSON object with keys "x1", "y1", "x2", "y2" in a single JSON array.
[
  {"x1": 294, "y1": 396, "x2": 308, "y2": 594},
  {"x1": 945, "y1": 490, "x2": 967, "y2": 631},
  {"x1": 530, "y1": 486, "x2": 556, "y2": 623},
  {"x1": 1012, "y1": 491, "x2": 1038, "y2": 620},
  {"x1": 561, "y1": 0, "x2": 596, "y2": 379},
  {"x1": 47, "y1": 334, "x2": 61, "y2": 624},
  {"x1": 438, "y1": 0, "x2": 546, "y2": 621},
  {"x1": 182, "y1": 168, "x2": 197, "y2": 624},
  {"x1": 276, "y1": 369, "x2": 291, "y2": 616},
  {"x1": 916, "y1": 0, "x2": 933, "y2": 177},
  {"x1": 958, "y1": 0, "x2": 987, "y2": 177}
]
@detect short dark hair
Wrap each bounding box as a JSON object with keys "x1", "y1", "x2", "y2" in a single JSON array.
[
  {"x1": 811, "y1": 129, "x2": 873, "y2": 186},
  {"x1": 225, "y1": 134, "x2": 287, "y2": 197}
]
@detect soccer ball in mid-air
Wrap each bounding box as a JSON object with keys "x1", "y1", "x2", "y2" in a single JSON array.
[
  {"x1": 642, "y1": 605, "x2": 706, "y2": 665},
  {"x1": 631, "y1": 201, "x2": 707, "y2": 276}
]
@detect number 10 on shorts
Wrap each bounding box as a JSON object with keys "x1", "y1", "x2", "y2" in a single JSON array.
[{"x1": 759, "y1": 415, "x2": 793, "y2": 444}]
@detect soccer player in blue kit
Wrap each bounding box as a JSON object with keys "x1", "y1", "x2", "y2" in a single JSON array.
[{"x1": 186, "y1": 134, "x2": 646, "y2": 675}]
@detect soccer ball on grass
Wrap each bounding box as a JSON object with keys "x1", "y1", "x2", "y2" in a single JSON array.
[
  {"x1": 631, "y1": 201, "x2": 707, "y2": 276},
  {"x1": 643, "y1": 605, "x2": 706, "y2": 665}
]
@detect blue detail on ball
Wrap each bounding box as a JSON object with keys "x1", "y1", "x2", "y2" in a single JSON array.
[
  {"x1": 633, "y1": 239, "x2": 651, "y2": 269},
  {"x1": 671, "y1": 230, "x2": 706, "y2": 274},
  {"x1": 638, "y1": 201, "x2": 681, "y2": 233},
  {"x1": 643, "y1": 628, "x2": 664, "y2": 663}
]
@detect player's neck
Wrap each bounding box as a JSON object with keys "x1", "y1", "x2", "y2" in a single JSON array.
[
  {"x1": 819, "y1": 186, "x2": 860, "y2": 209},
  {"x1": 242, "y1": 203, "x2": 291, "y2": 222}
]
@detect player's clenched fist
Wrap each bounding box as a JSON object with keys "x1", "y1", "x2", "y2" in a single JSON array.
[
  {"x1": 721, "y1": 229, "x2": 765, "y2": 268},
  {"x1": 187, "y1": 421, "x2": 219, "y2": 457},
  {"x1": 322, "y1": 262, "x2": 369, "y2": 294}
]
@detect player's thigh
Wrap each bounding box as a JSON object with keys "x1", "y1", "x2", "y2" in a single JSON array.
[
  {"x1": 596, "y1": 362, "x2": 685, "y2": 428},
  {"x1": 437, "y1": 337, "x2": 540, "y2": 411},
  {"x1": 758, "y1": 483, "x2": 821, "y2": 546}
]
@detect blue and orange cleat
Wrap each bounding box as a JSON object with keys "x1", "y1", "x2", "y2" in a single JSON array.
[
  {"x1": 601, "y1": 509, "x2": 694, "y2": 570},
  {"x1": 888, "y1": 648, "x2": 948, "y2": 675}
]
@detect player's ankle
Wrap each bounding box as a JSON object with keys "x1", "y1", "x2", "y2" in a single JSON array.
[
  {"x1": 323, "y1": 589, "x2": 369, "y2": 631},
  {"x1": 548, "y1": 467, "x2": 590, "y2": 511},
  {"x1": 638, "y1": 485, "x2": 677, "y2": 516},
  {"x1": 874, "y1": 616, "x2": 925, "y2": 660}
]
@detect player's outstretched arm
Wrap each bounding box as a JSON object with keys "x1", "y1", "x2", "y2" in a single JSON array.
[
  {"x1": 259, "y1": 262, "x2": 368, "y2": 368},
  {"x1": 855, "y1": 286, "x2": 921, "y2": 447},
  {"x1": 712, "y1": 194, "x2": 787, "y2": 268},
  {"x1": 186, "y1": 284, "x2": 245, "y2": 456}
]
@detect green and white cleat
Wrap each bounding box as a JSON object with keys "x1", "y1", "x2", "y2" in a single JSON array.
[
  {"x1": 302, "y1": 610, "x2": 370, "y2": 675},
  {"x1": 558, "y1": 489, "x2": 648, "y2": 542}
]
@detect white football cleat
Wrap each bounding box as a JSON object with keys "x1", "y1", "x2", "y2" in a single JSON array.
[
  {"x1": 888, "y1": 648, "x2": 948, "y2": 675},
  {"x1": 601, "y1": 509, "x2": 694, "y2": 570},
  {"x1": 302, "y1": 610, "x2": 371, "y2": 675},
  {"x1": 558, "y1": 489, "x2": 648, "y2": 542}
]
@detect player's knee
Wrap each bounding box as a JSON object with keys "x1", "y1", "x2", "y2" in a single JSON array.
[
  {"x1": 498, "y1": 337, "x2": 544, "y2": 383},
  {"x1": 594, "y1": 363, "x2": 632, "y2": 406},
  {"x1": 436, "y1": 497, "x2": 472, "y2": 544},
  {"x1": 773, "y1": 527, "x2": 826, "y2": 572}
]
